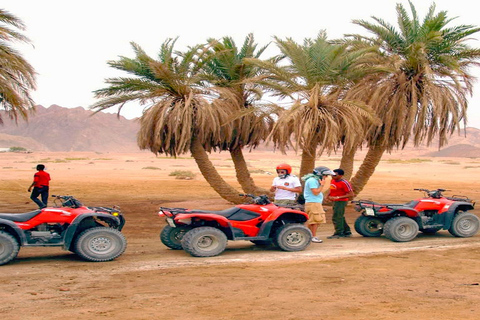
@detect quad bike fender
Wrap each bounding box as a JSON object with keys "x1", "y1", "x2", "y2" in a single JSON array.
[
  {"x1": 63, "y1": 213, "x2": 124, "y2": 250},
  {"x1": 391, "y1": 208, "x2": 418, "y2": 218},
  {"x1": 0, "y1": 218, "x2": 27, "y2": 245},
  {"x1": 441, "y1": 202, "x2": 475, "y2": 230},
  {"x1": 173, "y1": 213, "x2": 232, "y2": 228},
  {"x1": 263, "y1": 208, "x2": 309, "y2": 223},
  {"x1": 256, "y1": 210, "x2": 309, "y2": 238}
]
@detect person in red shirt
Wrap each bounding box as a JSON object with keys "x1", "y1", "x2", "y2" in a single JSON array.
[
  {"x1": 327, "y1": 168, "x2": 354, "y2": 238},
  {"x1": 28, "y1": 164, "x2": 51, "y2": 209}
]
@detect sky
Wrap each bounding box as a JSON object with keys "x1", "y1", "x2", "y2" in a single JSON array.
[{"x1": 3, "y1": 0, "x2": 480, "y2": 128}]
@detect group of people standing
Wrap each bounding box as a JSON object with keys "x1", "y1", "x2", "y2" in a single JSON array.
[{"x1": 271, "y1": 163, "x2": 354, "y2": 243}]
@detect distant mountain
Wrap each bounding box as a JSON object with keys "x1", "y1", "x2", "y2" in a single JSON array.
[
  {"x1": 0, "y1": 105, "x2": 141, "y2": 152},
  {"x1": 0, "y1": 105, "x2": 479, "y2": 156},
  {"x1": 405, "y1": 127, "x2": 480, "y2": 157},
  {"x1": 426, "y1": 143, "x2": 480, "y2": 158}
]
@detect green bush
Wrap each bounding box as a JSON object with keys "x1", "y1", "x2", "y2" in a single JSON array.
[
  {"x1": 9, "y1": 146, "x2": 27, "y2": 152},
  {"x1": 169, "y1": 170, "x2": 195, "y2": 180}
]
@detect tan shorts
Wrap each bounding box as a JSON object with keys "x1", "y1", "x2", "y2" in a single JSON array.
[{"x1": 305, "y1": 202, "x2": 326, "y2": 225}]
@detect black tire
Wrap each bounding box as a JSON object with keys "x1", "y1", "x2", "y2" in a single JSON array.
[
  {"x1": 354, "y1": 216, "x2": 384, "y2": 237},
  {"x1": 0, "y1": 231, "x2": 20, "y2": 266},
  {"x1": 274, "y1": 224, "x2": 312, "y2": 252},
  {"x1": 74, "y1": 227, "x2": 127, "y2": 262},
  {"x1": 384, "y1": 217, "x2": 419, "y2": 242},
  {"x1": 181, "y1": 227, "x2": 227, "y2": 257},
  {"x1": 160, "y1": 225, "x2": 190, "y2": 250},
  {"x1": 448, "y1": 212, "x2": 480, "y2": 237}
]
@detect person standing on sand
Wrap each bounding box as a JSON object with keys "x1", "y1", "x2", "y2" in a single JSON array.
[
  {"x1": 302, "y1": 166, "x2": 334, "y2": 243},
  {"x1": 28, "y1": 164, "x2": 51, "y2": 209},
  {"x1": 270, "y1": 163, "x2": 302, "y2": 205},
  {"x1": 327, "y1": 168, "x2": 355, "y2": 239}
]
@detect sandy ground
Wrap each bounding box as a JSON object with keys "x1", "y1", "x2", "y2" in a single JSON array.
[{"x1": 0, "y1": 150, "x2": 479, "y2": 320}]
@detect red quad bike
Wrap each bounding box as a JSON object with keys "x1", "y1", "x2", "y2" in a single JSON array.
[
  {"x1": 352, "y1": 188, "x2": 478, "y2": 242},
  {"x1": 0, "y1": 195, "x2": 127, "y2": 265},
  {"x1": 158, "y1": 194, "x2": 312, "y2": 257}
]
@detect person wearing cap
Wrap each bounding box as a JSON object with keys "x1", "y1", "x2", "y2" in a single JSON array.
[
  {"x1": 270, "y1": 163, "x2": 302, "y2": 205},
  {"x1": 28, "y1": 164, "x2": 51, "y2": 209},
  {"x1": 301, "y1": 166, "x2": 334, "y2": 243},
  {"x1": 327, "y1": 168, "x2": 355, "y2": 238}
]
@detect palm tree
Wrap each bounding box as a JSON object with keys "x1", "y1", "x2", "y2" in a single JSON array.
[
  {"x1": 91, "y1": 39, "x2": 244, "y2": 203},
  {"x1": 344, "y1": 1, "x2": 480, "y2": 194},
  {"x1": 0, "y1": 9, "x2": 36, "y2": 123},
  {"x1": 202, "y1": 34, "x2": 276, "y2": 194},
  {"x1": 250, "y1": 31, "x2": 378, "y2": 178}
]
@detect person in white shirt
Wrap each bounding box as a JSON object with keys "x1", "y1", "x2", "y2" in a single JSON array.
[{"x1": 270, "y1": 163, "x2": 302, "y2": 205}]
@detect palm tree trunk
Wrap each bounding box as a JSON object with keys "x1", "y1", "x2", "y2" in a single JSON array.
[
  {"x1": 350, "y1": 144, "x2": 387, "y2": 196},
  {"x1": 190, "y1": 137, "x2": 244, "y2": 204},
  {"x1": 230, "y1": 146, "x2": 268, "y2": 195},
  {"x1": 339, "y1": 146, "x2": 356, "y2": 180},
  {"x1": 299, "y1": 143, "x2": 317, "y2": 179}
]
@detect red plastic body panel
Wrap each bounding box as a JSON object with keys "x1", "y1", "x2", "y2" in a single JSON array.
[{"x1": 14, "y1": 206, "x2": 93, "y2": 230}]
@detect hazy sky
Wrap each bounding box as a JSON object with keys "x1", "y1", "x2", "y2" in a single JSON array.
[{"x1": 4, "y1": 0, "x2": 480, "y2": 128}]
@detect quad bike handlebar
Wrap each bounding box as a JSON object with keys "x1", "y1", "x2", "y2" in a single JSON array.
[
  {"x1": 51, "y1": 195, "x2": 83, "y2": 208},
  {"x1": 239, "y1": 194, "x2": 271, "y2": 205},
  {"x1": 414, "y1": 188, "x2": 449, "y2": 199}
]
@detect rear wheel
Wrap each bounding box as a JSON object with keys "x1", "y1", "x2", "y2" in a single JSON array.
[
  {"x1": 160, "y1": 225, "x2": 190, "y2": 250},
  {"x1": 274, "y1": 224, "x2": 312, "y2": 252},
  {"x1": 449, "y1": 212, "x2": 480, "y2": 237},
  {"x1": 354, "y1": 216, "x2": 383, "y2": 237},
  {"x1": 0, "y1": 231, "x2": 20, "y2": 266},
  {"x1": 384, "y1": 217, "x2": 419, "y2": 242},
  {"x1": 181, "y1": 227, "x2": 227, "y2": 257},
  {"x1": 74, "y1": 227, "x2": 127, "y2": 262}
]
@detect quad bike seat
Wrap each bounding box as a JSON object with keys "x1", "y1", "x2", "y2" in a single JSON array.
[
  {"x1": 0, "y1": 210, "x2": 42, "y2": 222},
  {"x1": 187, "y1": 207, "x2": 261, "y2": 221}
]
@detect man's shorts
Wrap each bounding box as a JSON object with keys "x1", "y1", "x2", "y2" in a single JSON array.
[{"x1": 305, "y1": 202, "x2": 326, "y2": 225}]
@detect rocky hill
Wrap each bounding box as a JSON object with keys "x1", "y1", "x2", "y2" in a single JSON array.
[
  {"x1": 0, "y1": 105, "x2": 479, "y2": 156},
  {"x1": 0, "y1": 105, "x2": 140, "y2": 152}
]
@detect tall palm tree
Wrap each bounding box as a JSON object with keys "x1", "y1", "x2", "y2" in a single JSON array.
[
  {"x1": 344, "y1": 1, "x2": 480, "y2": 194},
  {"x1": 202, "y1": 34, "x2": 276, "y2": 194},
  {"x1": 91, "y1": 39, "x2": 244, "y2": 203},
  {"x1": 0, "y1": 9, "x2": 36, "y2": 123},
  {"x1": 250, "y1": 31, "x2": 378, "y2": 178}
]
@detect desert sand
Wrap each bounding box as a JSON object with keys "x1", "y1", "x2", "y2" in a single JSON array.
[{"x1": 0, "y1": 150, "x2": 479, "y2": 320}]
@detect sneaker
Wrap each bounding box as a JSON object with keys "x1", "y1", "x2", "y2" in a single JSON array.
[
  {"x1": 327, "y1": 234, "x2": 342, "y2": 239},
  {"x1": 311, "y1": 237, "x2": 323, "y2": 243}
]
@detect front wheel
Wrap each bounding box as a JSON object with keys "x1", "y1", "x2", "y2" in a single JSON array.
[
  {"x1": 384, "y1": 217, "x2": 419, "y2": 242},
  {"x1": 0, "y1": 231, "x2": 20, "y2": 266},
  {"x1": 274, "y1": 224, "x2": 312, "y2": 252},
  {"x1": 160, "y1": 225, "x2": 190, "y2": 250},
  {"x1": 354, "y1": 216, "x2": 384, "y2": 237},
  {"x1": 449, "y1": 212, "x2": 480, "y2": 237},
  {"x1": 74, "y1": 227, "x2": 127, "y2": 262},
  {"x1": 181, "y1": 227, "x2": 227, "y2": 257}
]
